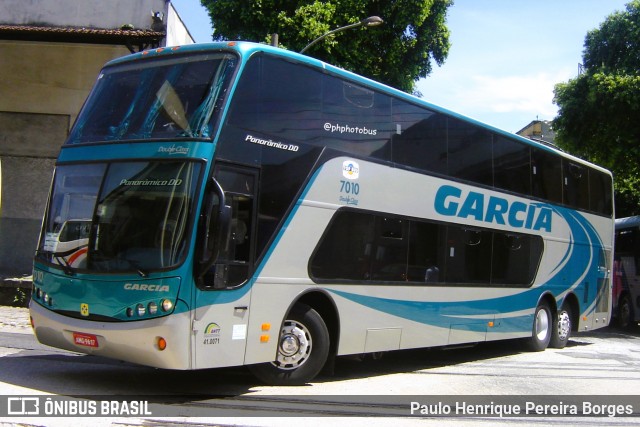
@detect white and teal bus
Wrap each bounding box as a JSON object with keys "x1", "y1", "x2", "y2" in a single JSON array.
[{"x1": 31, "y1": 42, "x2": 614, "y2": 385}]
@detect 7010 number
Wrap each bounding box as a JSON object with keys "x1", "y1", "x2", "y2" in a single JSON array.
[{"x1": 340, "y1": 180, "x2": 360, "y2": 195}]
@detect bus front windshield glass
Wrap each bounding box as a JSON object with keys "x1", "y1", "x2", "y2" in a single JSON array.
[
  {"x1": 37, "y1": 161, "x2": 202, "y2": 274},
  {"x1": 67, "y1": 53, "x2": 237, "y2": 144}
]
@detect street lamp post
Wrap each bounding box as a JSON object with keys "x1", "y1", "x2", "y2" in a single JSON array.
[{"x1": 300, "y1": 16, "x2": 383, "y2": 54}]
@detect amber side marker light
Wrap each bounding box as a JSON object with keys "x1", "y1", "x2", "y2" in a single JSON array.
[{"x1": 157, "y1": 337, "x2": 167, "y2": 351}]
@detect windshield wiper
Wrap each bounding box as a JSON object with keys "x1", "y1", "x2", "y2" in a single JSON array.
[
  {"x1": 121, "y1": 258, "x2": 149, "y2": 278},
  {"x1": 36, "y1": 249, "x2": 76, "y2": 276},
  {"x1": 55, "y1": 255, "x2": 75, "y2": 276}
]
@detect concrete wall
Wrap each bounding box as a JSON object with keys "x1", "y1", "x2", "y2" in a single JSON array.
[
  {"x1": 0, "y1": 156, "x2": 55, "y2": 277},
  {"x1": 0, "y1": 1, "x2": 194, "y2": 280},
  {"x1": 0, "y1": 0, "x2": 168, "y2": 31},
  {"x1": 0, "y1": 41, "x2": 129, "y2": 124},
  {"x1": 0, "y1": 41, "x2": 129, "y2": 278},
  {"x1": 167, "y1": 2, "x2": 196, "y2": 46}
]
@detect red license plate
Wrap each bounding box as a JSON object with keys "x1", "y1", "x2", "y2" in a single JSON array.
[{"x1": 73, "y1": 332, "x2": 99, "y2": 348}]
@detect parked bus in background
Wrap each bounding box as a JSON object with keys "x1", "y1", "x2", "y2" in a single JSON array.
[
  {"x1": 613, "y1": 216, "x2": 640, "y2": 328},
  {"x1": 30, "y1": 42, "x2": 614, "y2": 385}
]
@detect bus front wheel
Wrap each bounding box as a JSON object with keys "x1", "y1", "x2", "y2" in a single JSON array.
[
  {"x1": 249, "y1": 303, "x2": 330, "y2": 386},
  {"x1": 526, "y1": 301, "x2": 552, "y2": 351}
]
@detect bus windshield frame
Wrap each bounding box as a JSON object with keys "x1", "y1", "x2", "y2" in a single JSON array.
[
  {"x1": 36, "y1": 160, "x2": 203, "y2": 275},
  {"x1": 66, "y1": 52, "x2": 237, "y2": 144}
]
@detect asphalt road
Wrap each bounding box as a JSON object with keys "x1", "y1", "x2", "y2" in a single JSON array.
[{"x1": 0, "y1": 306, "x2": 639, "y2": 427}]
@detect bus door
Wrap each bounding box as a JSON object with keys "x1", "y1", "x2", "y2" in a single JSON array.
[
  {"x1": 192, "y1": 165, "x2": 258, "y2": 369},
  {"x1": 593, "y1": 247, "x2": 613, "y2": 328}
]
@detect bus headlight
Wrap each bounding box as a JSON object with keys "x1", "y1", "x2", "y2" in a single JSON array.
[
  {"x1": 136, "y1": 303, "x2": 146, "y2": 316},
  {"x1": 161, "y1": 299, "x2": 173, "y2": 312},
  {"x1": 148, "y1": 302, "x2": 158, "y2": 315}
]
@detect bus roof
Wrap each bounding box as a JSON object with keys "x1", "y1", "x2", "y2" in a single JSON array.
[
  {"x1": 106, "y1": 41, "x2": 611, "y2": 177},
  {"x1": 616, "y1": 216, "x2": 640, "y2": 229}
]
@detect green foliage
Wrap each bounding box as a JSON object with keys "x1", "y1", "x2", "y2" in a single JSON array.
[
  {"x1": 553, "y1": 0, "x2": 640, "y2": 216},
  {"x1": 12, "y1": 287, "x2": 27, "y2": 306},
  {"x1": 200, "y1": 0, "x2": 452, "y2": 93}
]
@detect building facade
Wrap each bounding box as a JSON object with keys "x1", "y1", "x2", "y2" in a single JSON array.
[
  {"x1": 516, "y1": 119, "x2": 556, "y2": 146},
  {"x1": 0, "y1": 0, "x2": 195, "y2": 280}
]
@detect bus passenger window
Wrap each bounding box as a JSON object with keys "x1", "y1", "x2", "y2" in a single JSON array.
[
  {"x1": 589, "y1": 169, "x2": 613, "y2": 216},
  {"x1": 491, "y1": 233, "x2": 542, "y2": 285},
  {"x1": 309, "y1": 211, "x2": 375, "y2": 281},
  {"x1": 531, "y1": 149, "x2": 562, "y2": 204},
  {"x1": 370, "y1": 218, "x2": 408, "y2": 281},
  {"x1": 493, "y1": 136, "x2": 531, "y2": 195},
  {"x1": 563, "y1": 160, "x2": 589, "y2": 211},
  {"x1": 407, "y1": 221, "x2": 445, "y2": 283},
  {"x1": 448, "y1": 118, "x2": 493, "y2": 186},
  {"x1": 392, "y1": 109, "x2": 448, "y2": 175}
]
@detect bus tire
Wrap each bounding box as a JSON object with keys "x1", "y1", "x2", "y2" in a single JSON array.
[
  {"x1": 526, "y1": 301, "x2": 552, "y2": 352},
  {"x1": 550, "y1": 305, "x2": 572, "y2": 349},
  {"x1": 249, "y1": 303, "x2": 330, "y2": 386},
  {"x1": 617, "y1": 295, "x2": 633, "y2": 329}
]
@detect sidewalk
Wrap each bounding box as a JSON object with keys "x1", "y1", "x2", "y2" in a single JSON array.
[{"x1": 0, "y1": 305, "x2": 31, "y2": 334}]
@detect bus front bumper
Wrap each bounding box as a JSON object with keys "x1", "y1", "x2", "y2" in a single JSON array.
[{"x1": 30, "y1": 302, "x2": 192, "y2": 370}]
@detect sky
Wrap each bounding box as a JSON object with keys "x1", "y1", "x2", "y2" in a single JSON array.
[{"x1": 170, "y1": 0, "x2": 630, "y2": 134}]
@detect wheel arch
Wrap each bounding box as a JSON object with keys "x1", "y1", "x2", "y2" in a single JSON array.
[
  {"x1": 537, "y1": 291, "x2": 557, "y2": 315},
  {"x1": 289, "y1": 289, "x2": 340, "y2": 361}
]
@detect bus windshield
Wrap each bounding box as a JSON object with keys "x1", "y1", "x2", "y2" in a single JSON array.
[
  {"x1": 37, "y1": 161, "x2": 202, "y2": 274},
  {"x1": 67, "y1": 52, "x2": 236, "y2": 144}
]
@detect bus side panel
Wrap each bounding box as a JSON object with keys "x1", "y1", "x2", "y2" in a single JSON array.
[
  {"x1": 244, "y1": 196, "x2": 540, "y2": 359},
  {"x1": 243, "y1": 203, "x2": 335, "y2": 365},
  {"x1": 326, "y1": 285, "x2": 537, "y2": 354},
  {"x1": 192, "y1": 285, "x2": 253, "y2": 369},
  {"x1": 243, "y1": 157, "x2": 613, "y2": 362}
]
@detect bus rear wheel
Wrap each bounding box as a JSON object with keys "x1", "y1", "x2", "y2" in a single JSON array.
[
  {"x1": 526, "y1": 301, "x2": 552, "y2": 351},
  {"x1": 249, "y1": 303, "x2": 329, "y2": 386},
  {"x1": 550, "y1": 305, "x2": 572, "y2": 349}
]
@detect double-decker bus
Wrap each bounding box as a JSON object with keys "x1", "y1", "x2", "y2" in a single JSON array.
[
  {"x1": 613, "y1": 216, "x2": 640, "y2": 328},
  {"x1": 31, "y1": 41, "x2": 614, "y2": 385}
]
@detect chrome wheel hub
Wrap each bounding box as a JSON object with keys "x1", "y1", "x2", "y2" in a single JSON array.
[
  {"x1": 557, "y1": 311, "x2": 571, "y2": 340},
  {"x1": 272, "y1": 319, "x2": 312, "y2": 370},
  {"x1": 535, "y1": 308, "x2": 550, "y2": 341}
]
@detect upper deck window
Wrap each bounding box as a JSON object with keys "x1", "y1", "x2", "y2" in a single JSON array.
[{"x1": 67, "y1": 53, "x2": 237, "y2": 144}]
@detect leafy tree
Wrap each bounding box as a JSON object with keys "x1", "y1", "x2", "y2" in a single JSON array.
[
  {"x1": 553, "y1": 1, "x2": 640, "y2": 216},
  {"x1": 200, "y1": 0, "x2": 452, "y2": 93}
]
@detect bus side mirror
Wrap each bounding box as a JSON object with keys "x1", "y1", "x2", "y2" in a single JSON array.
[{"x1": 196, "y1": 177, "x2": 231, "y2": 285}]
